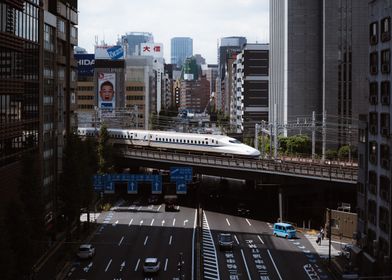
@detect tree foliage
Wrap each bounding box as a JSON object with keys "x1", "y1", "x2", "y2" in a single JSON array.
[
  {"x1": 97, "y1": 125, "x2": 113, "y2": 174},
  {"x1": 279, "y1": 134, "x2": 311, "y2": 155}
]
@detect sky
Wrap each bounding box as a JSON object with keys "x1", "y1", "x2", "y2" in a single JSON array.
[{"x1": 78, "y1": 0, "x2": 269, "y2": 64}]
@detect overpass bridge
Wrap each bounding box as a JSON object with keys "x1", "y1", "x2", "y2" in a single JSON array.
[{"x1": 116, "y1": 147, "x2": 358, "y2": 185}]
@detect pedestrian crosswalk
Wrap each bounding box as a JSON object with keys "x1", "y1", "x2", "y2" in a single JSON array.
[{"x1": 304, "y1": 234, "x2": 341, "y2": 259}]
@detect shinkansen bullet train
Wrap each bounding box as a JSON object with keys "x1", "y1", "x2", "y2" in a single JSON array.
[{"x1": 77, "y1": 127, "x2": 260, "y2": 158}]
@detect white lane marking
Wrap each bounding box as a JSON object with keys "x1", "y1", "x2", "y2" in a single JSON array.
[
  {"x1": 258, "y1": 235, "x2": 265, "y2": 244},
  {"x1": 234, "y1": 234, "x2": 240, "y2": 245},
  {"x1": 164, "y1": 258, "x2": 168, "y2": 271},
  {"x1": 134, "y1": 258, "x2": 140, "y2": 271},
  {"x1": 104, "y1": 259, "x2": 112, "y2": 272},
  {"x1": 120, "y1": 261, "x2": 125, "y2": 271},
  {"x1": 240, "y1": 249, "x2": 252, "y2": 280},
  {"x1": 226, "y1": 218, "x2": 231, "y2": 226},
  {"x1": 169, "y1": 235, "x2": 173, "y2": 245},
  {"x1": 150, "y1": 218, "x2": 155, "y2": 226},
  {"x1": 157, "y1": 205, "x2": 162, "y2": 211},
  {"x1": 83, "y1": 262, "x2": 93, "y2": 272},
  {"x1": 128, "y1": 219, "x2": 133, "y2": 226},
  {"x1": 267, "y1": 249, "x2": 283, "y2": 280},
  {"x1": 162, "y1": 220, "x2": 165, "y2": 226},
  {"x1": 184, "y1": 219, "x2": 189, "y2": 226},
  {"x1": 112, "y1": 220, "x2": 119, "y2": 226},
  {"x1": 138, "y1": 206, "x2": 142, "y2": 211},
  {"x1": 118, "y1": 236, "x2": 124, "y2": 246},
  {"x1": 173, "y1": 218, "x2": 176, "y2": 226},
  {"x1": 140, "y1": 220, "x2": 144, "y2": 226},
  {"x1": 144, "y1": 236, "x2": 149, "y2": 246},
  {"x1": 245, "y1": 218, "x2": 252, "y2": 226},
  {"x1": 192, "y1": 209, "x2": 197, "y2": 280}
]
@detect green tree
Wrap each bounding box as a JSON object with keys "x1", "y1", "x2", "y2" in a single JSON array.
[{"x1": 97, "y1": 124, "x2": 113, "y2": 174}]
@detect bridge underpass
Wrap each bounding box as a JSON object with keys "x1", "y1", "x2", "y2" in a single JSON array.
[{"x1": 114, "y1": 147, "x2": 357, "y2": 224}]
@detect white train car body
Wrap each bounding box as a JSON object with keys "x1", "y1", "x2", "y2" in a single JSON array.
[{"x1": 77, "y1": 127, "x2": 260, "y2": 158}]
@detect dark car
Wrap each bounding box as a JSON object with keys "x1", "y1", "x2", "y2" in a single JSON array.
[
  {"x1": 218, "y1": 233, "x2": 234, "y2": 250},
  {"x1": 165, "y1": 203, "x2": 180, "y2": 212},
  {"x1": 236, "y1": 203, "x2": 251, "y2": 216}
]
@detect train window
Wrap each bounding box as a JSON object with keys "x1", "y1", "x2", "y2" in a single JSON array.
[
  {"x1": 216, "y1": 141, "x2": 219, "y2": 144},
  {"x1": 202, "y1": 141, "x2": 204, "y2": 145},
  {"x1": 198, "y1": 141, "x2": 201, "y2": 144},
  {"x1": 229, "y1": 139, "x2": 241, "y2": 144},
  {"x1": 187, "y1": 140, "x2": 190, "y2": 143},
  {"x1": 212, "y1": 139, "x2": 215, "y2": 143}
]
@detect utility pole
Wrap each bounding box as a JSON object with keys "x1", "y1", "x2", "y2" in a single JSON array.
[
  {"x1": 274, "y1": 103, "x2": 278, "y2": 159},
  {"x1": 312, "y1": 111, "x2": 316, "y2": 160},
  {"x1": 254, "y1": 123, "x2": 259, "y2": 150},
  {"x1": 328, "y1": 208, "x2": 332, "y2": 267}
]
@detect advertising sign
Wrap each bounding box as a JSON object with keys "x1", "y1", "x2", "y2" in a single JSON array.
[
  {"x1": 98, "y1": 72, "x2": 116, "y2": 109},
  {"x1": 140, "y1": 43, "x2": 163, "y2": 58},
  {"x1": 95, "y1": 45, "x2": 124, "y2": 60},
  {"x1": 75, "y1": 54, "x2": 95, "y2": 76}
]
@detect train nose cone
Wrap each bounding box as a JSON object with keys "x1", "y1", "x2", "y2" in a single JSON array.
[{"x1": 249, "y1": 149, "x2": 260, "y2": 157}]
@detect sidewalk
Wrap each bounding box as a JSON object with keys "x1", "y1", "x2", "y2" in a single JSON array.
[{"x1": 303, "y1": 230, "x2": 349, "y2": 259}]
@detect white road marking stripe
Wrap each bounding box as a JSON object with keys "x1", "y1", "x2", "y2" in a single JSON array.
[
  {"x1": 245, "y1": 218, "x2": 252, "y2": 226},
  {"x1": 118, "y1": 236, "x2": 124, "y2": 246},
  {"x1": 134, "y1": 258, "x2": 140, "y2": 271},
  {"x1": 144, "y1": 236, "x2": 149, "y2": 246},
  {"x1": 157, "y1": 205, "x2": 162, "y2": 211},
  {"x1": 267, "y1": 249, "x2": 283, "y2": 280},
  {"x1": 150, "y1": 218, "x2": 154, "y2": 226},
  {"x1": 226, "y1": 218, "x2": 231, "y2": 226},
  {"x1": 164, "y1": 258, "x2": 168, "y2": 271},
  {"x1": 169, "y1": 235, "x2": 172, "y2": 245},
  {"x1": 104, "y1": 259, "x2": 112, "y2": 272},
  {"x1": 128, "y1": 219, "x2": 133, "y2": 226},
  {"x1": 173, "y1": 218, "x2": 176, "y2": 226},
  {"x1": 234, "y1": 234, "x2": 239, "y2": 245},
  {"x1": 258, "y1": 235, "x2": 265, "y2": 244},
  {"x1": 240, "y1": 249, "x2": 252, "y2": 280}
]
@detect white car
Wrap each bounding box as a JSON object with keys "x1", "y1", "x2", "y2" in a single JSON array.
[
  {"x1": 143, "y1": 257, "x2": 160, "y2": 274},
  {"x1": 77, "y1": 244, "x2": 95, "y2": 259}
]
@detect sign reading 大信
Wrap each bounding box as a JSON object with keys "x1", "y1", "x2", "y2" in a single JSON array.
[
  {"x1": 95, "y1": 45, "x2": 124, "y2": 60},
  {"x1": 75, "y1": 54, "x2": 95, "y2": 76}
]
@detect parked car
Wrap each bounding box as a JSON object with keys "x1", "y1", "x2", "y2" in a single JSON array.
[
  {"x1": 165, "y1": 203, "x2": 180, "y2": 212},
  {"x1": 143, "y1": 257, "x2": 160, "y2": 274},
  {"x1": 77, "y1": 244, "x2": 95, "y2": 259},
  {"x1": 218, "y1": 233, "x2": 234, "y2": 250}
]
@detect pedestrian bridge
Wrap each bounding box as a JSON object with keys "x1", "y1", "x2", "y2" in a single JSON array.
[{"x1": 117, "y1": 147, "x2": 358, "y2": 185}]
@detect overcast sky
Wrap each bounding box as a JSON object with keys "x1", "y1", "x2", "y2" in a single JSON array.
[{"x1": 78, "y1": 0, "x2": 269, "y2": 64}]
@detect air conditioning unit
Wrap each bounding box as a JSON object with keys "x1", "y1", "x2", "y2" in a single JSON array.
[
  {"x1": 371, "y1": 66, "x2": 378, "y2": 74},
  {"x1": 381, "y1": 95, "x2": 390, "y2": 105},
  {"x1": 381, "y1": 32, "x2": 390, "y2": 42},
  {"x1": 382, "y1": 64, "x2": 390, "y2": 74},
  {"x1": 371, "y1": 35, "x2": 378, "y2": 45}
]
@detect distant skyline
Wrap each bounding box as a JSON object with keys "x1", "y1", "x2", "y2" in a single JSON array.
[{"x1": 78, "y1": 0, "x2": 269, "y2": 64}]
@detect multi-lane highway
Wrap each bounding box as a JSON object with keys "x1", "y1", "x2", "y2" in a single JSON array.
[
  {"x1": 67, "y1": 201, "x2": 331, "y2": 280},
  {"x1": 68, "y1": 202, "x2": 197, "y2": 280}
]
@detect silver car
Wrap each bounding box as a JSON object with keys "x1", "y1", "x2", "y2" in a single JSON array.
[
  {"x1": 143, "y1": 257, "x2": 160, "y2": 274},
  {"x1": 218, "y1": 233, "x2": 234, "y2": 250},
  {"x1": 77, "y1": 244, "x2": 95, "y2": 259}
]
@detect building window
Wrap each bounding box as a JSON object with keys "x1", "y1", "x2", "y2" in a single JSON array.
[
  {"x1": 380, "y1": 113, "x2": 390, "y2": 137},
  {"x1": 369, "y1": 171, "x2": 377, "y2": 194},
  {"x1": 357, "y1": 182, "x2": 365, "y2": 194},
  {"x1": 369, "y1": 141, "x2": 378, "y2": 165},
  {"x1": 369, "y1": 82, "x2": 378, "y2": 105},
  {"x1": 381, "y1": 17, "x2": 391, "y2": 42},
  {"x1": 368, "y1": 200, "x2": 377, "y2": 225},
  {"x1": 379, "y1": 207, "x2": 389, "y2": 233},
  {"x1": 381, "y1": 49, "x2": 390, "y2": 73},
  {"x1": 370, "y1": 52, "x2": 378, "y2": 75},
  {"x1": 380, "y1": 144, "x2": 390, "y2": 170},
  {"x1": 369, "y1": 112, "x2": 378, "y2": 135},
  {"x1": 370, "y1": 21, "x2": 378, "y2": 45},
  {"x1": 380, "y1": 176, "x2": 390, "y2": 203},
  {"x1": 381, "y1": 81, "x2": 390, "y2": 105},
  {"x1": 359, "y1": 128, "x2": 366, "y2": 143}
]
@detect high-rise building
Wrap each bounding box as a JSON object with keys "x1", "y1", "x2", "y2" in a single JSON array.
[
  {"x1": 269, "y1": 0, "x2": 368, "y2": 148},
  {"x1": 217, "y1": 37, "x2": 246, "y2": 113},
  {"x1": 0, "y1": 0, "x2": 78, "y2": 276},
  {"x1": 171, "y1": 37, "x2": 193, "y2": 68},
  {"x1": 356, "y1": 1, "x2": 392, "y2": 276},
  {"x1": 119, "y1": 32, "x2": 154, "y2": 56}
]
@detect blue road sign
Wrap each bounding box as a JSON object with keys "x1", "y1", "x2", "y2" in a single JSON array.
[
  {"x1": 170, "y1": 167, "x2": 193, "y2": 182},
  {"x1": 176, "y1": 180, "x2": 187, "y2": 194}
]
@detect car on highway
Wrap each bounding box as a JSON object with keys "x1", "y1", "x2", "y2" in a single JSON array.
[
  {"x1": 218, "y1": 233, "x2": 234, "y2": 250},
  {"x1": 273, "y1": 222, "x2": 296, "y2": 239},
  {"x1": 143, "y1": 257, "x2": 160, "y2": 274},
  {"x1": 236, "y1": 202, "x2": 251, "y2": 217},
  {"x1": 165, "y1": 203, "x2": 180, "y2": 212},
  {"x1": 77, "y1": 244, "x2": 95, "y2": 259}
]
